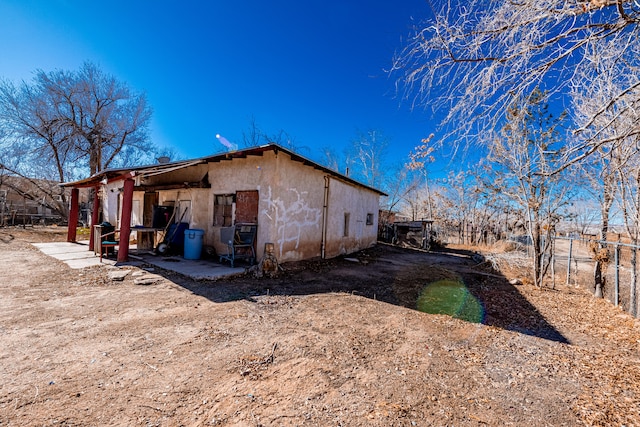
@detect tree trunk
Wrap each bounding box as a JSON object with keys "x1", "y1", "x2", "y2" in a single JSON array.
[
  {"x1": 594, "y1": 189, "x2": 613, "y2": 298},
  {"x1": 89, "y1": 135, "x2": 103, "y2": 175},
  {"x1": 532, "y1": 222, "x2": 543, "y2": 287}
]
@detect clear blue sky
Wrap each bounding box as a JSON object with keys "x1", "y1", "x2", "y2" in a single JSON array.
[{"x1": 0, "y1": 1, "x2": 442, "y2": 172}]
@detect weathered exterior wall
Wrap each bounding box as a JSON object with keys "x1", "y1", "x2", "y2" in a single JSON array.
[
  {"x1": 204, "y1": 155, "x2": 264, "y2": 256},
  {"x1": 256, "y1": 152, "x2": 325, "y2": 262},
  {"x1": 103, "y1": 182, "x2": 144, "y2": 229},
  {"x1": 203, "y1": 151, "x2": 325, "y2": 262},
  {"x1": 99, "y1": 149, "x2": 381, "y2": 263},
  {"x1": 103, "y1": 182, "x2": 120, "y2": 226},
  {"x1": 323, "y1": 177, "x2": 379, "y2": 258}
]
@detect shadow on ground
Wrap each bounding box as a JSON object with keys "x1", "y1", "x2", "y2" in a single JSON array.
[{"x1": 157, "y1": 244, "x2": 569, "y2": 344}]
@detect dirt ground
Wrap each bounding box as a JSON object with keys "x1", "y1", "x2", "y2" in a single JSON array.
[{"x1": 1, "y1": 227, "x2": 640, "y2": 426}]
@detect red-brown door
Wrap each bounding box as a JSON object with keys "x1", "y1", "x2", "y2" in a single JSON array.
[{"x1": 235, "y1": 190, "x2": 259, "y2": 224}]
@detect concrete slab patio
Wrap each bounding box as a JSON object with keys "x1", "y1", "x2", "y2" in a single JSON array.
[
  {"x1": 132, "y1": 253, "x2": 246, "y2": 280},
  {"x1": 32, "y1": 241, "x2": 247, "y2": 280},
  {"x1": 32, "y1": 241, "x2": 116, "y2": 268}
]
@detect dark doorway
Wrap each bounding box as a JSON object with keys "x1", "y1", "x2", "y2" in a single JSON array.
[{"x1": 141, "y1": 192, "x2": 159, "y2": 250}]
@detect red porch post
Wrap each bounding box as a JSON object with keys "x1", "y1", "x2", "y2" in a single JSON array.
[
  {"x1": 67, "y1": 188, "x2": 79, "y2": 242},
  {"x1": 117, "y1": 178, "x2": 134, "y2": 262},
  {"x1": 88, "y1": 186, "x2": 101, "y2": 252}
]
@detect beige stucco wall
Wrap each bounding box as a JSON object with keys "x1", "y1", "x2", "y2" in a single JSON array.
[
  {"x1": 255, "y1": 152, "x2": 326, "y2": 261},
  {"x1": 102, "y1": 182, "x2": 120, "y2": 226},
  {"x1": 201, "y1": 150, "x2": 326, "y2": 261},
  {"x1": 323, "y1": 177, "x2": 379, "y2": 258},
  {"x1": 102, "y1": 182, "x2": 144, "y2": 230},
  {"x1": 103, "y1": 150, "x2": 381, "y2": 263}
]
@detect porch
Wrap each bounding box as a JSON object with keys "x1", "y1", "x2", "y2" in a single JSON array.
[{"x1": 33, "y1": 241, "x2": 246, "y2": 280}]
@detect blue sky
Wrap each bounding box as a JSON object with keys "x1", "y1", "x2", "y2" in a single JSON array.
[{"x1": 0, "y1": 1, "x2": 442, "y2": 173}]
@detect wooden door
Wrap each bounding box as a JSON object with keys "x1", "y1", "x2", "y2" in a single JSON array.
[
  {"x1": 140, "y1": 192, "x2": 158, "y2": 250},
  {"x1": 235, "y1": 190, "x2": 259, "y2": 224}
]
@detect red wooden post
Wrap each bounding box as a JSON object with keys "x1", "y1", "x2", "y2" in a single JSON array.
[
  {"x1": 67, "y1": 188, "x2": 79, "y2": 242},
  {"x1": 117, "y1": 178, "x2": 135, "y2": 262},
  {"x1": 88, "y1": 186, "x2": 101, "y2": 252}
]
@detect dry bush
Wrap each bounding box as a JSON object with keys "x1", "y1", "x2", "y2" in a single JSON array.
[{"x1": 491, "y1": 239, "x2": 521, "y2": 253}]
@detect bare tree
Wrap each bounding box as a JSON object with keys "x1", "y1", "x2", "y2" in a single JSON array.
[
  {"x1": 319, "y1": 128, "x2": 391, "y2": 190},
  {"x1": 238, "y1": 116, "x2": 308, "y2": 157},
  {"x1": 565, "y1": 199, "x2": 601, "y2": 235},
  {"x1": 37, "y1": 62, "x2": 153, "y2": 175},
  {"x1": 574, "y1": 151, "x2": 618, "y2": 296},
  {"x1": 350, "y1": 129, "x2": 389, "y2": 188},
  {"x1": 381, "y1": 163, "x2": 421, "y2": 219},
  {"x1": 435, "y1": 170, "x2": 473, "y2": 243},
  {"x1": 0, "y1": 62, "x2": 154, "y2": 218},
  {"x1": 240, "y1": 116, "x2": 263, "y2": 148},
  {"x1": 320, "y1": 146, "x2": 341, "y2": 173},
  {"x1": 571, "y1": 45, "x2": 640, "y2": 295},
  {"x1": 407, "y1": 134, "x2": 436, "y2": 219},
  {"x1": 489, "y1": 90, "x2": 571, "y2": 287},
  {"x1": 1, "y1": 62, "x2": 153, "y2": 176},
  {"x1": 0, "y1": 77, "x2": 77, "y2": 218},
  {"x1": 617, "y1": 143, "x2": 640, "y2": 315},
  {"x1": 393, "y1": 0, "x2": 640, "y2": 165}
]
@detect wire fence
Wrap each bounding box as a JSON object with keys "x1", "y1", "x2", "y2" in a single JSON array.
[
  {"x1": 552, "y1": 235, "x2": 639, "y2": 317},
  {"x1": 380, "y1": 221, "x2": 639, "y2": 317},
  {"x1": 430, "y1": 224, "x2": 640, "y2": 317}
]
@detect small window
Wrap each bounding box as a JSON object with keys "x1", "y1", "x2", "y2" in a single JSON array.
[
  {"x1": 344, "y1": 212, "x2": 350, "y2": 237},
  {"x1": 366, "y1": 213, "x2": 374, "y2": 225},
  {"x1": 214, "y1": 194, "x2": 235, "y2": 226}
]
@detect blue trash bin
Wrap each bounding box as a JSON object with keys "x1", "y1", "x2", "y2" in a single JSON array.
[{"x1": 184, "y1": 229, "x2": 204, "y2": 260}]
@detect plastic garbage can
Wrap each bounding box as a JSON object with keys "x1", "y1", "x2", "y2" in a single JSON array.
[{"x1": 184, "y1": 229, "x2": 204, "y2": 260}]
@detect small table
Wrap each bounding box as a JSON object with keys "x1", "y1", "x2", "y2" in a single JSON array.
[{"x1": 132, "y1": 226, "x2": 162, "y2": 252}]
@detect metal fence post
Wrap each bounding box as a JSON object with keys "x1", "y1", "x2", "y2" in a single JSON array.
[
  {"x1": 566, "y1": 237, "x2": 573, "y2": 286},
  {"x1": 632, "y1": 246, "x2": 637, "y2": 317},
  {"x1": 614, "y1": 243, "x2": 620, "y2": 307}
]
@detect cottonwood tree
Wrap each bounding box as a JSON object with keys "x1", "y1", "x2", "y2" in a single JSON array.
[
  {"x1": 1, "y1": 62, "x2": 152, "y2": 175},
  {"x1": 489, "y1": 90, "x2": 571, "y2": 287},
  {"x1": 38, "y1": 62, "x2": 153, "y2": 175},
  {"x1": 572, "y1": 45, "x2": 640, "y2": 296},
  {"x1": 575, "y1": 145, "x2": 619, "y2": 297},
  {"x1": 0, "y1": 78, "x2": 76, "y2": 216},
  {"x1": 0, "y1": 62, "x2": 154, "y2": 218},
  {"x1": 393, "y1": 0, "x2": 640, "y2": 165},
  {"x1": 617, "y1": 136, "x2": 640, "y2": 316},
  {"x1": 436, "y1": 170, "x2": 478, "y2": 244}
]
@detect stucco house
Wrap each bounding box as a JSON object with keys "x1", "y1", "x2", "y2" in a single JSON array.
[{"x1": 62, "y1": 144, "x2": 386, "y2": 264}]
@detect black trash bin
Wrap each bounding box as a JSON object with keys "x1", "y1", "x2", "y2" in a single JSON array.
[{"x1": 152, "y1": 206, "x2": 174, "y2": 228}]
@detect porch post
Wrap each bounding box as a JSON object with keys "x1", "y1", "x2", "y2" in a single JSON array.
[
  {"x1": 67, "y1": 188, "x2": 79, "y2": 242},
  {"x1": 88, "y1": 186, "x2": 101, "y2": 252},
  {"x1": 117, "y1": 178, "x2": 135, "y2": 262}
]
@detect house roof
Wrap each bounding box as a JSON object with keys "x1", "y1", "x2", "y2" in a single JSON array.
[{"x1": 61, "y1": 143, "x2": 387, "y2": 196}]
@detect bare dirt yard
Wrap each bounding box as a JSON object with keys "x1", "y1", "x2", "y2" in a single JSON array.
[{"x1": 1, "y1": 227, "x2": 640, "y2": 426}]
